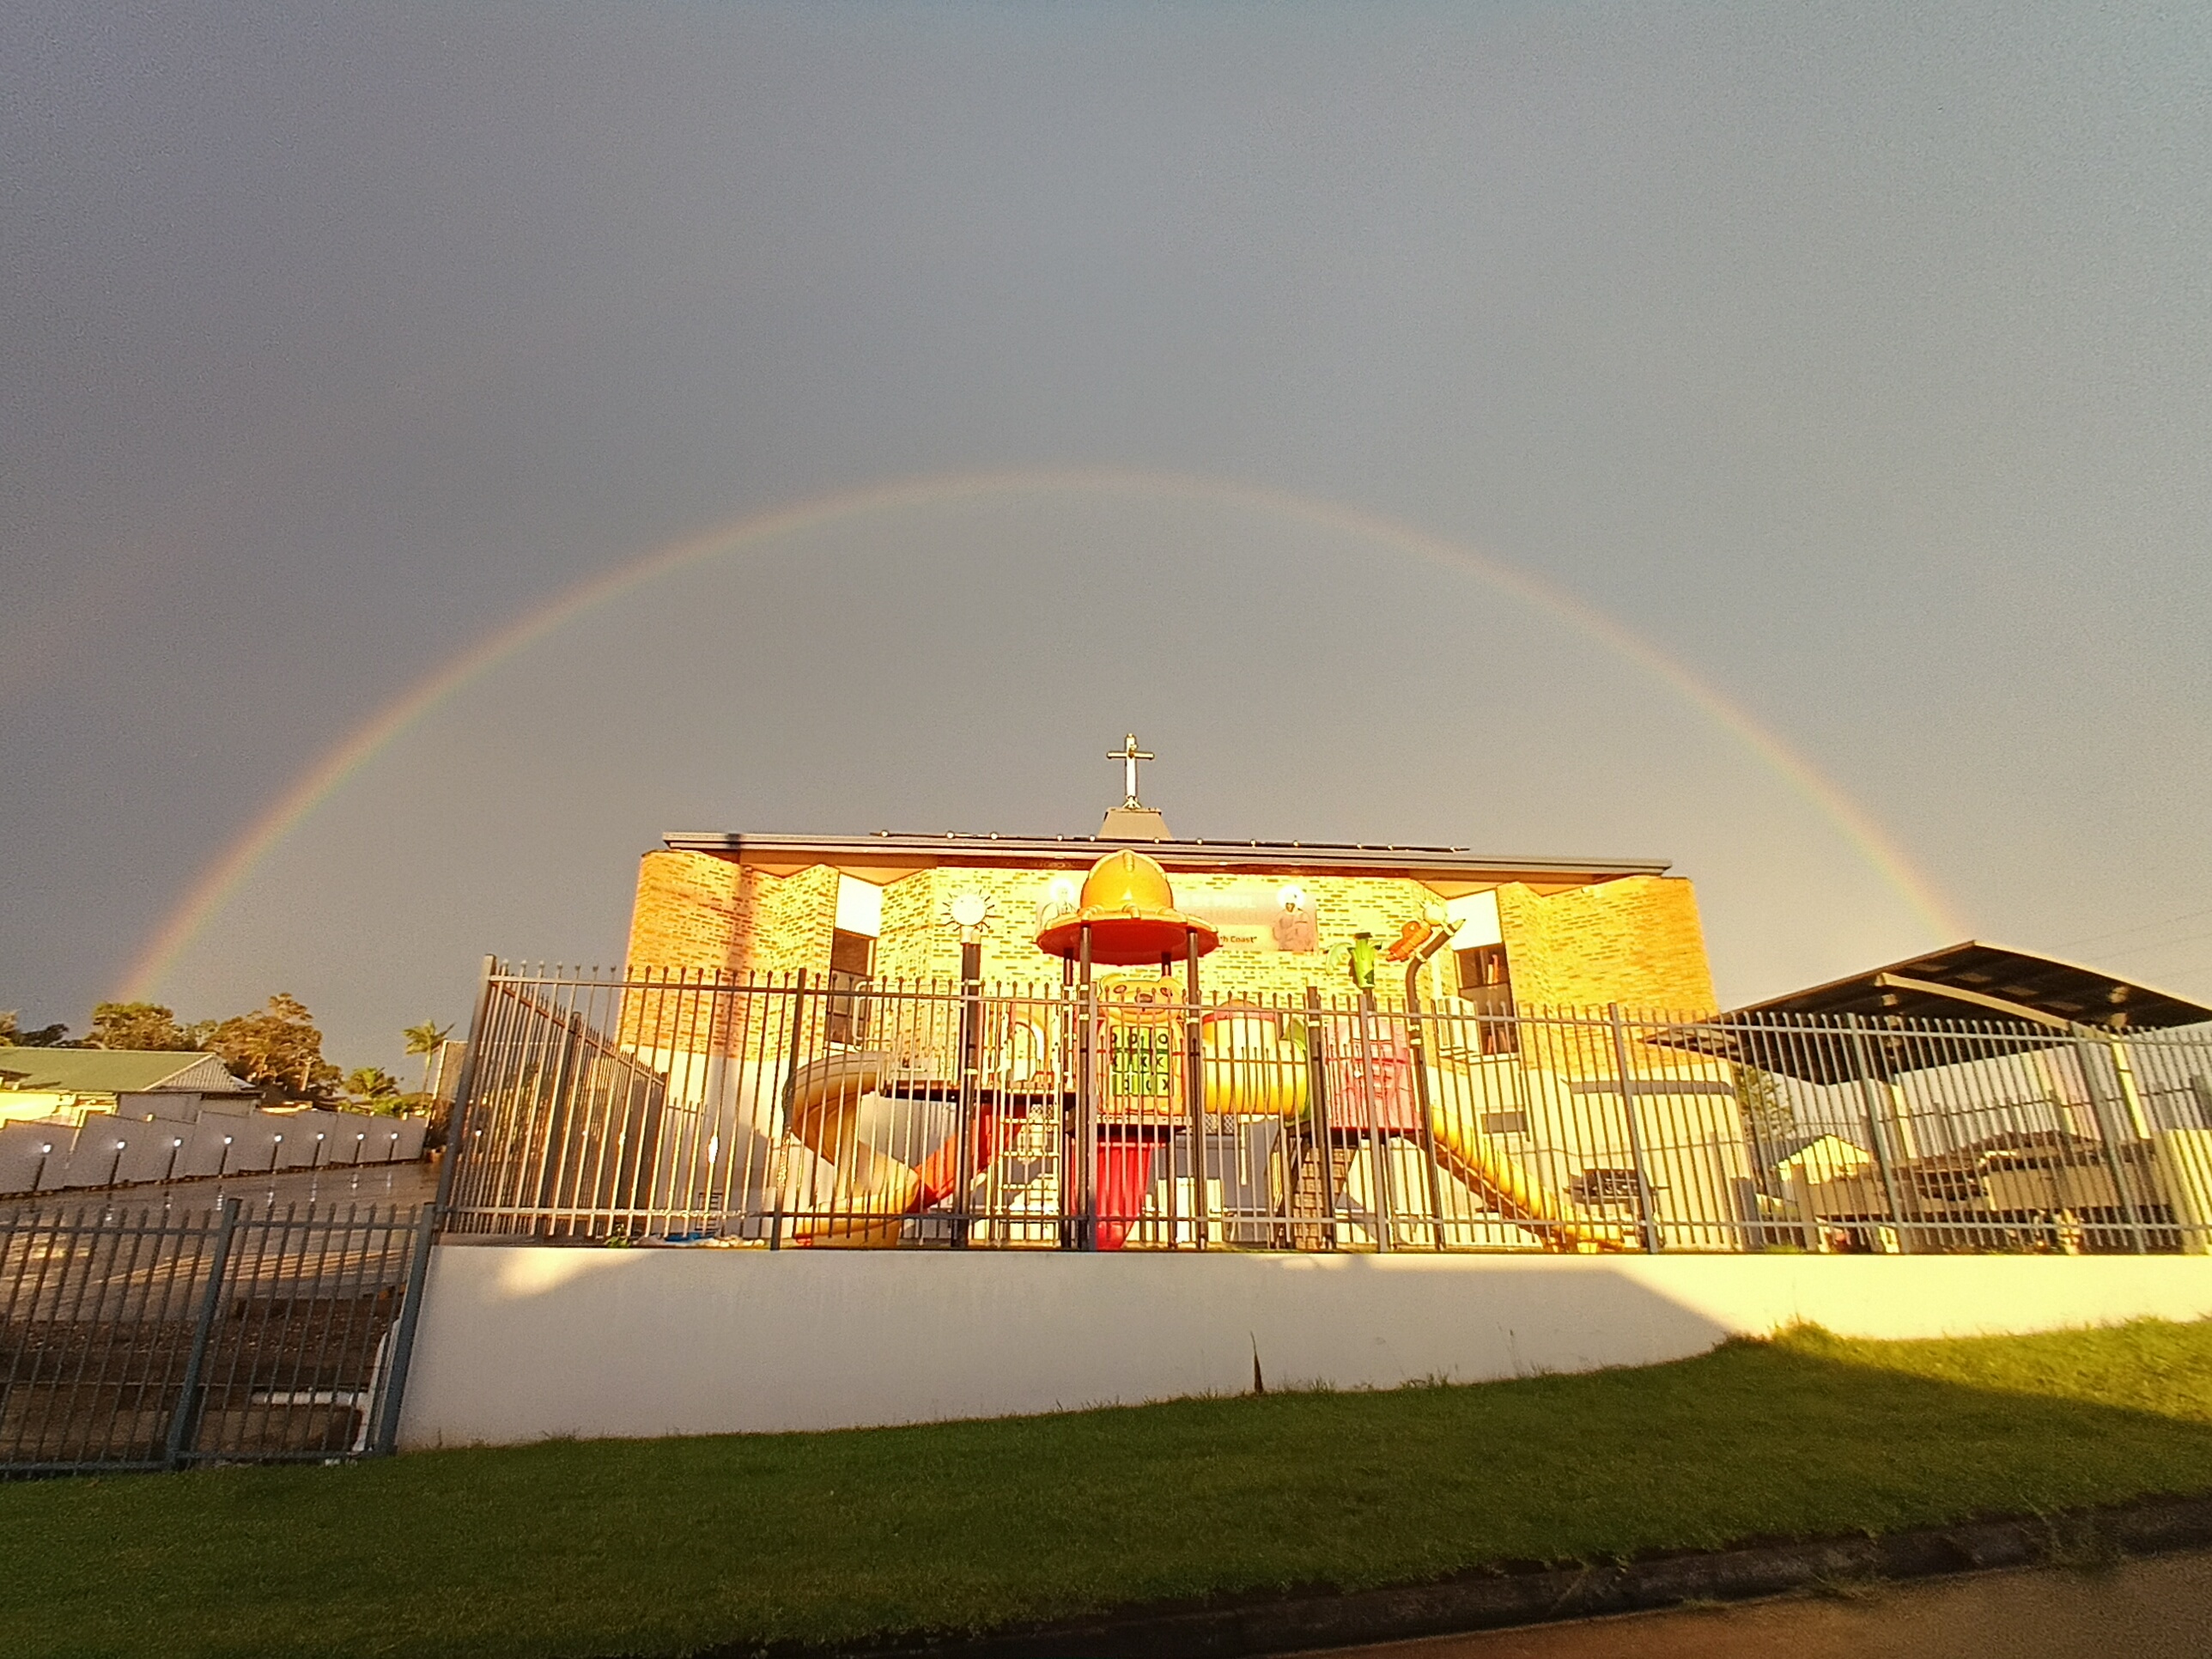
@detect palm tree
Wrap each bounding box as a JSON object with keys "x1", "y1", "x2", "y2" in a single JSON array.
[
  {"x1": 344, "y1": 1066, "x2": 403, "y2": 1106},
  {"x1": 403, "y1": 1020, "x2": 453, "y2": 1097}
]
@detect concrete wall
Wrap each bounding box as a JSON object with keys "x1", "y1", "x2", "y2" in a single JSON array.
[{"x1": 398, "y1": 1246, "x2": 2212, "y2": 1450}]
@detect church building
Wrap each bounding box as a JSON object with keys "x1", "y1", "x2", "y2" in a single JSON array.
[{"x1": 625, "y1": 737, "x2": 1718, "y2": 1016}]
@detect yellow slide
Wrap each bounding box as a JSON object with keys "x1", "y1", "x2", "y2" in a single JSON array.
[{"x1": 1426, "y1": 1097, "x2": 1629, "y2": 1251}]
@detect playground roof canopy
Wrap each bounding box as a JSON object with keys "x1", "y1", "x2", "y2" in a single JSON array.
[
  {"x1": 1721, "y1": 942, "x2": 2212, "y2": 1033},
  {"x1": 1650, "y1": 943, "x2": 2212, "y2": 1086}
]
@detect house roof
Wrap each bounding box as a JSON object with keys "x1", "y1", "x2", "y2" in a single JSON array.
[
  {"x1": 659, "y1": 831, "x2": 1672, "y2": 889},
  {"x1": 0, "y1": 1049, "x2": 240, "y2": 1095}
]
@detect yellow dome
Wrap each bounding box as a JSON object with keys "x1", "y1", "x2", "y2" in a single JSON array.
[
  {"x1": 1036, "y1": 849, "x2": 1221, "y2": 964},
  {"x1": 1080, "y1": 848, "x2": 1176, "y2": 915}
]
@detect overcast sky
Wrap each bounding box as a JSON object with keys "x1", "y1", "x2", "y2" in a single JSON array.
[{"x1": 4, "y1": 3, "x2": 2208, "y2": 1069}]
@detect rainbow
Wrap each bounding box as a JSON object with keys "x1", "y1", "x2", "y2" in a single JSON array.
[{"x1": 121, "y1": 466, "x2": 1963, "y2": 999}]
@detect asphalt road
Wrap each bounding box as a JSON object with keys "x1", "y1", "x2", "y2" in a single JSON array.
[{"x1": 1297, "y1": 1548, "x2": 2212, "y2": 1659}]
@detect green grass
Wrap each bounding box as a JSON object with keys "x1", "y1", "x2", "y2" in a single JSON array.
[{"x1": 9, "y1": 1320, "x2": 2212, "y2": 1658}]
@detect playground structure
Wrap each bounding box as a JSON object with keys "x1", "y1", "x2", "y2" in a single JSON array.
[{"x1": 445, "y1": 849, "x2": 2212, "y2": 1255}]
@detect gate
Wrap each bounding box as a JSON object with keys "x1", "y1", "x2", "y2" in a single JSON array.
[{"x1": 0, "y1": 1198, "x2": 434, "y2": 1474}]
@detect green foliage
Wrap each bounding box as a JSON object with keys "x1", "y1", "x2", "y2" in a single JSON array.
[
  {"x1": 403, "y1": 1018, "x2": 455, "y2": 1097},
  {"x1": 1735, "y1": 1063, "x2": 1796, "y2": 1146},
  {"x1": 0, "y1": 1012, "x2": 73, "y2": 1047},
  {"x1": 343, "y1": 1066, "x2": 404, "y2": 1104},
  {"x1": 86, "y1": 1001, "x2": 198, "y2": 1051},
  {"x1": 4, "y1": 1319, "x2": 2212, "y2": 1659},
  {"x1": 198, "y1": 994, "x2": 341, "y2": 1098}
]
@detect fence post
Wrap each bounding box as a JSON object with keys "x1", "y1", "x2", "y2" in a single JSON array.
[
  {"x1": 1076, "y1": 927, "x2": 1096, "y2": 1252},
  {"x1": 1184, "y1": 929, "x2": 1208, "y2": 1250},
  {"x1": 1358, "y1": 988, "x2": 1395, "y2": 1252},
  {"x1": 431, "y1": 956, "x2": 500, "y2": 1226},
  {"x1": 365, "y1": 1201, "x2": 441, "y2": 1456},
  {"x1": 1401, "y1": 969, "x2": 1449, "y2": 1252},
  {"x1": 1842, "y1": 1014, "x2": 1914, "y2": 1252},
  {"x1": 1304, "y1": 987, "x2": 1338, "y2": 1249},
  {"x1": 773, "y1": 969, "x2": 811, "y2": 1237},
  {"x1": 166, "y1": 1196, "x2": 240, "y2": 1470},
  {"x1": 2073, "y1": 1028, "x2": 2149, "y2": 1255},
  {"x1": 953, "y1": 945, "x2": 981, "y2": 1249},
  {"x1": 1608, "y1": 1005, "x2": 1661, "y2": 1253}
]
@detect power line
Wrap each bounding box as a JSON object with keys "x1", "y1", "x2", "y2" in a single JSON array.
[
  {"x1": 2052, "y1": 904, "x2": 2212, "y2": 955},
  {"x1": 2094, "y1": 927, "x2": 2212, "y2": 966}
]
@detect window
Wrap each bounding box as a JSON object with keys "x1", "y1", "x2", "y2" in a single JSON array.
[
  {"x1": 1571, "y1": 1167, "x2": 1643, "y2": 1208},
  {"x1": 1455, "y1": 944, "x2": 1517, "y2": 1054},
  {"x1": 827, "y1": 929, "x2": 874, "y2": 1044}
]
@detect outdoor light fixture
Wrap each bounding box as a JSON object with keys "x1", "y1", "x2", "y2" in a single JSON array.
[{"x1": 950, "y1": 893, "x2": 989, "y2": 929}]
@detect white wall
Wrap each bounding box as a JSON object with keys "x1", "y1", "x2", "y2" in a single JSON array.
[{"x1": 397, "y1": 1247, "x2": 2212, "y2": 1450}]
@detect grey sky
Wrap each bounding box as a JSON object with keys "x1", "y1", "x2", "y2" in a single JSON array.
[{"x1": 3, "y1": 3, "x2": 2208, "y2": 1069}]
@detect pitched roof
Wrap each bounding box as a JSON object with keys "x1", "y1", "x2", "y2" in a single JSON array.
[{"x1": 0, "y1": 1049, "x2": 240, "y2": 1094}]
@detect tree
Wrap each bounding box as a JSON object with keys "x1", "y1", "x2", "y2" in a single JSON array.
[
  {"x1": 343, "y1": 1066, "x2": 404, "y2": 1104},
  {"x1": 1734, "y1": 1064, "x2": 1797, "y2": 1150},
  {"x1": 0, "y1": 1012, "x2": 73, "y2": 1047},
  {"x1": 202, "y1": 994, "x2": 341, "y2": 1099},
  {"x1": 87, "y1": 1001, "x2": 197, "y2": 1051},
  {"x1": 403, "y1": 1019, "x2": 453, "y2": 1095}
]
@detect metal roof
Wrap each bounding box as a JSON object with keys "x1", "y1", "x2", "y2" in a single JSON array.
[
  {"x1": 0, "y1": 1049, "x2": 241, "y2": 1095},
  {"x1": 658, "y1": 831, "x2": 1671, "y2": 884},
  {"x1": 1720, "y1": 941, "x2": 2212, "y2": 1033},
  {"x1": 1647, "y1": 943, "x2": 2212, "y2": 1086}
]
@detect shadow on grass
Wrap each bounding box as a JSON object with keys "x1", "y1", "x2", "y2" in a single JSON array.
[{"x1": 6, "y1": 1321, "x2": 2212, "y2": 1659}]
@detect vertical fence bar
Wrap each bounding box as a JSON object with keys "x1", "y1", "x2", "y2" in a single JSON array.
[
  {"x1": 1842, "y1": 1014, "x2": 1912, "y2": 1251},
  {"x1": 1184, "y1": 930, "x2": 1208, "y2": 1251},
  {"x1": 2072, "y1": 1027, "x2": 2149, "y2": 1255},
  {"x1": 1076, "y1": 927, "x2": 1095, "y2": 1252},
  {"x1": 1607, "y1": 1005, "x2": 1661, "y2": 1253},
  {"x1": 164, "y1": 1196, "x2": 239, "y2": 1469},
  {"x1": 365, "y1": 1201, "x2": 440, "y2": 1455},
  {"x1": 433, "y1": 956, "x2": 500, "y2": 1226}
]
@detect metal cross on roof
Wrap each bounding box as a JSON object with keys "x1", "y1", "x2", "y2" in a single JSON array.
[{"x1": 1109, "y1": 732, "x2": 1154, "y2": 808}]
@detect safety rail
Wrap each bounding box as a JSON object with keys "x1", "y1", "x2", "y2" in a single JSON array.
[{"x1": 441, "y1": 964, "x2": 2212, "y2": 1256}]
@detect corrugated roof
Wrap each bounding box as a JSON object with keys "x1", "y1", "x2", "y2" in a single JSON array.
[
  {"x1": 1650, "y1": 942, "x2": 2212, "y2": 1085},
  {"x1": 0, "y1": 1049, "x2": 240, "y2": 1094},
  {"x1": 1720, "y1": 941, "x2": 2212, "y2": 1032}
]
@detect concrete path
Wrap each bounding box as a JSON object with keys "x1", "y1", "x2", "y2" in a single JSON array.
[{"x1": 1297, "y1": 1547, "x2": 2212, "y2": 1659}]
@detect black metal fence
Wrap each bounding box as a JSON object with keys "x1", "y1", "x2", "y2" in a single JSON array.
[
  {"x1": 0, "y1": 1198, "x2": 434, "y2": 1475},
  {"x1": 442, "y1": 965, "x2": 2212, "y2": 1256}
]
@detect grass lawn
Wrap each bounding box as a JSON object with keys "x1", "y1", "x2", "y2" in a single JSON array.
[{"x1": 8, "y1": 1320, "x2": 2212, "y2": 1659}]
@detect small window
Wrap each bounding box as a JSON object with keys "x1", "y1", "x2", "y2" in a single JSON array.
[
  {"x1": 1571, "y1": 1167, "x2": 1643, "y2": 1208},
  {"x1": 1455, "y1": 944, "x2": 1516, "y2": 1054},
  {"x1": 1480, "y1": 1109, "x2": 1529, "y2": 1138},
  {"x1": 827, "y1": 930, "x2": 874, "y2": 1044}
]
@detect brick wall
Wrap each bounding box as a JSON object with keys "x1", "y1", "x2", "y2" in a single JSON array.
[
  {"x1": 1494, "y1": 877, "x2": 1716, "y2": 1015},
  {"x1": 626, "y1": 852, "x2": 1716, "y2": 1016}
]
